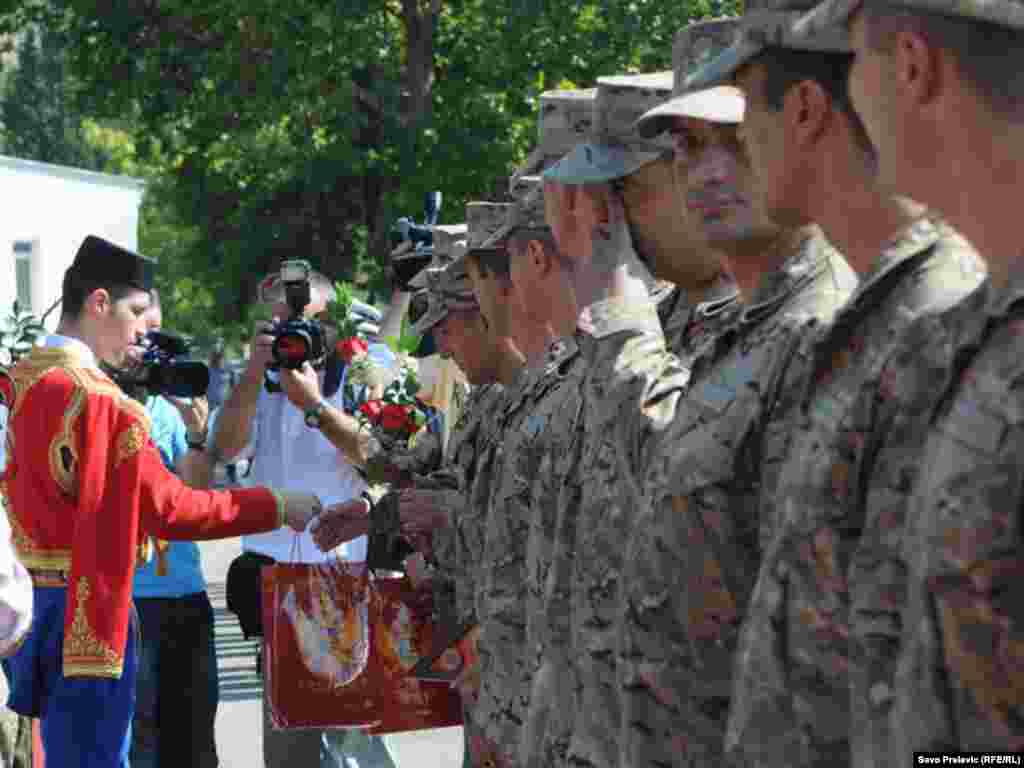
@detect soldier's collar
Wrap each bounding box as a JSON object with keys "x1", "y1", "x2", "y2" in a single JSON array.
[
  {"x1": 742, "y1": 226, "x2": 825, "y2": 326},
  {"x1": 850, "y1": 216, "x2": 939, "y2": 300},
  {"x1": 691, "y1": 272, "x2": 742, "y2": 320}
]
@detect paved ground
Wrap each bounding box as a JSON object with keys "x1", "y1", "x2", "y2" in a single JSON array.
[{"x1": 201, "y1": 536, "x2": 464, "y2": 768}]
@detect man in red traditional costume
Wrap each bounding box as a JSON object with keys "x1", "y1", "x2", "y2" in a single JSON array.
[{"x1": 0, "y1": 235, "x2": 321, "y2": 768}]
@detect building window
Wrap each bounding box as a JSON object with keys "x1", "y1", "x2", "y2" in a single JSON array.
[{"x1": 13, "y1": 241, "x2": 32, "y2": 312}]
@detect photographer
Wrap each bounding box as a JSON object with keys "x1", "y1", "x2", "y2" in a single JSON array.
[
  {"x1": 0, "y1": 236, "x2": 320, "y2": 768},
  {"x1": 123, "y1": 290, "x2": 220, "y2": 768},
  {"x1": 211, "y1": 267, "x2": 397, "y2": 768}
]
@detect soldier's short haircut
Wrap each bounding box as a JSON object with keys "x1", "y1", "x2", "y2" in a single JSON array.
[
  {"x1": 863, "y1": 2, "x2": 1024, "y2": 121},
  {"x1": 754, "y1": 47, "x2": 874, "y2": 157},
  {"x1": 507, "y1": 230, "x2": 574, "y2": 272},
  {"x1": 756, "y1": 47, "x2": 856, "y2": 115},
  {"x1": 467, "y1": 248, "x2": 512, "y2": 281}
]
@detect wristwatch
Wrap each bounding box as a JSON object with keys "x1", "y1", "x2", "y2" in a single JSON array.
[
  {"x1": 304, "y1": 399, "x2": 327, "y2": 429},
  {"x1": 186, "y1": 430, "x2": 208, "y2": 451}
]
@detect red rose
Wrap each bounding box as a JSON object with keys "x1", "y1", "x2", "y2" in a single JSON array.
[
  {"x1": 380, "y1": 403, "x2": 412, "y2": 433},
  {"x1": 359, "y1": 400, "x2": 383, "y2": 424},
  {"x1": 335, "y1": 336, "x2": 369, "y2": 363}
]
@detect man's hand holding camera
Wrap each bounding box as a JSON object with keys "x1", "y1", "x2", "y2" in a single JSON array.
[
  {"x1": 247, "y1": 319, "x2": 278, "y2": 380},
  {"x1": 280, "y1": 362, "x2": 322, "y2": 413},
  {"x1": 167, "y1": 395, "x2": 209, "y2": 441}
]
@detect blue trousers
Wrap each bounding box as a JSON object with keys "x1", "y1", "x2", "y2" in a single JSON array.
[{"x1": 3, "y1": 587, "x2": 138, "y2": 768}]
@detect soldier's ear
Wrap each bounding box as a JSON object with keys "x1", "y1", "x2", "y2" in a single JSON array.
[
  {"x1": 527, "y1": 239, "x2": 550, "y2": 276},
  {"x1": 789, "y1": 79, "x2": 830, "y2": 148}
]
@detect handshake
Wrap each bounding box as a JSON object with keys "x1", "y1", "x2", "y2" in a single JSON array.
[{"x1": 277, "y1": 491, "x2": 326, "y2": 532}]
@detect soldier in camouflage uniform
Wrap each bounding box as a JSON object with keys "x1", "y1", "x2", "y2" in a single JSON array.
[
  {"x1": 312, "y1": 232, "x2": 508, "y2": 768},
  {"x1": 539, "y1": 18, "x2": 856, "y2": 768},
  {"x1": 682, "y1": 4, "x2": 986, "y2": 765},
  {"x1": 459, "y1": 199, "x2": 561, "y2": 768},
  {"x1": 462, "y1": 182, "x2": 588, "y2": 768},
  {"x1": 791, "y1": 0, "x2": 1024, "y2": 759}
]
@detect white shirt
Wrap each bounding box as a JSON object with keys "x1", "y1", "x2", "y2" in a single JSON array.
[
  {"x1": 43, "y1": 334, "x2": 98, "y2": 366},
  {"x1": 221, "y1": 372, "x2": 368, "y2": 563}
]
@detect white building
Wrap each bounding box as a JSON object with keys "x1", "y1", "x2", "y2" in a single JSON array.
[{"x1": 0, "y1": 154, "x2": 145, "y2": 329}]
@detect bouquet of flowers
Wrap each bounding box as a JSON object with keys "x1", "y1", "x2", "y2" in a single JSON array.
[
  {"x1": 356, "y1": 357, "x2": 443, "y2": 487},
  {"x1": 327, "y1": 281, "x2": 379, "y2": 394}
]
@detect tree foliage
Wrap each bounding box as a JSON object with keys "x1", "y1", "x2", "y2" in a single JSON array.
[
  {"x1": 0, "y1": 0, "x2": 735, "y2": 333},
  {"x1": 0, "y1": 23, "x2": 108, "y2": 169}
]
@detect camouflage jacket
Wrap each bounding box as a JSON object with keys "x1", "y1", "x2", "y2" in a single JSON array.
[
  {"x1": 515, "y1": 277, "x2": 741, "y2": 768},
  {"x1": 849, "y1": 274, "x2": 1024, "y2": 764},
  {"x1": 559, "y1": 228, "x2": 851, "y2": 768},
  {"x1": 425, "y1": 381, "x2": 507, "y2": 628},
  {"x1": 656, "y1": 274, "x2": 742, "y2": 359},
  {"x1": 485, "y1": 336, "x2": 587, "y2": 768},
  {"x1": 594, "y1": 228, "x2": 856, "y2": 768},
  {"x1": 470, "y1": 353, "x2": 572, "y2": 768},
  {"x1": 724, "y1": 219, "x2": 984, "y2": 768}
]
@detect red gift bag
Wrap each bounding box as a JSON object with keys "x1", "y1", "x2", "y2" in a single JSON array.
[{"x1": 261, "y1": 559, "x2": 463, "y2": 733}]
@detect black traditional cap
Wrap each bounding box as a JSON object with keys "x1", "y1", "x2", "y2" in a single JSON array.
[{"x1": 68, "y1": 236, "x2": 155, "y2": 291}]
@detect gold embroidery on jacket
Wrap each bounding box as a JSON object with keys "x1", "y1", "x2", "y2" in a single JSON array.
[
  {"x1": 49, "y1": 386, "x2": 86, "y2": 496},
  {"x1": 63, "y1": 577, "x2": 123, "y2": 678},
  {"x1": 115, "y1": 423, "x2": 147, "y2": 468}
]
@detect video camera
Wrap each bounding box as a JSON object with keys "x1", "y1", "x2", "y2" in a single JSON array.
[
  {"x1": 268, "y1": 260, "x2": 329, "y2": 372},
  {"x1": 118, "y1": 330, "x2": 210, "y2": 399},
  {"x1": 389, "y1": 191, "x2": 442, "y2": 291}
]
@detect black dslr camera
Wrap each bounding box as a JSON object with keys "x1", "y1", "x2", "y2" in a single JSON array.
[
  {"x1": 268, "y1": 260, "x2": 328, "y2": 371},
  {"x1": 116, "y1": 330, "x2": 210, "y2": 399}
]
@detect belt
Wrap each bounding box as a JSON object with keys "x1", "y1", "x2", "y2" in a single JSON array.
[{"x1": 29, "y1": 569, "x2": 68, "y2": 587}]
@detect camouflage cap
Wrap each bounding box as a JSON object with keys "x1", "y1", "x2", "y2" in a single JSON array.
[
  {"x1": 636, "y1": 18, "x2": 745, "y2": 136},
  {"x1": 432, "y1": 223, "x2": 469, "y2": 258},
  {"x1": 465, "y1": 202, "x2": 514, "y2": 252},
  {"x1": 410, "y1": 291, "x2": 448, "y2": 335},
  {"x1": 685, "y1": 1, "x2": 852, "y2": 92},
  {"x1": 407, "y1": 222, "x2": 471, "y2": 290},
  {"x1": 593, "y1": 71, "x2": 674, "y2": 149},
  {"x1": 796, "y1": 0, "x2": 1024, "y2": 39},
  {"x1": 511, "y1": 88, "x2": 598, "y2": 193},
  {"x1": 510, "y1": 172, "x2": 542, "y2": 201},
  {"x1": 480, "y1": 182, "x2": 549, "y2": 250},
  {"x1": 410, "y1": 246, "x2": 479, "y2": 334},
  {"x1": 544, "y1": 72, "x2": 676, "y2": 185}
]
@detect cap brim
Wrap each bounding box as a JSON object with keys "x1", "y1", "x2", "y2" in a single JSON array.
[
  {"x1": 684, "y1": 38, "x2": 762, "y2": 93},
  {"x1": 407, "y1": 267, "x2": 438, "y2": 290},
  {"x1": 635, "y1": 85, "x2": 746, "y2": 135},
  {"x1": 542, "y1": 142, "x2": 662, "y2": 185},
  {"x1": 411, "y1": 302, "x2": 448, "y2": 335},
  {"x1": 793, "y1": 0, "x2": 862, "y2": 43}
]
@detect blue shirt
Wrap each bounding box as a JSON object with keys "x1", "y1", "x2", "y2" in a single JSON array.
[{"x1": 132, "y1": 395, "x2": 207, "y2": 598}]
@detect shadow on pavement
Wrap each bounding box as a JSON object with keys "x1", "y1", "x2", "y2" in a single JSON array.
[{"x1": 209, "y1": 583, "x2": 264, "y2": 703}]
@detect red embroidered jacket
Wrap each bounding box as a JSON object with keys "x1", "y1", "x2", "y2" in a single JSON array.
[{"x1": 0, "y1": 346, "x2": 284, "y2": 679}]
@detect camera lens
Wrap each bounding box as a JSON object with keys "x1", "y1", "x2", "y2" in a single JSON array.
[{"x1": 274, "y1": 333, "x2": 311, "y2": 368}]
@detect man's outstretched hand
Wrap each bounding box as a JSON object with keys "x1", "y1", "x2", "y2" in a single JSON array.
[
  {"x1": 310, "y1": 497, "x2": 372, "y2": 551},
  {"x1": 279, "y1": 492, "x2": 323, "y2": 532}
]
